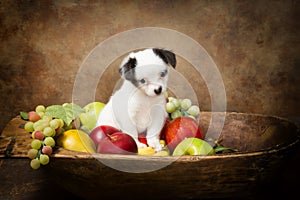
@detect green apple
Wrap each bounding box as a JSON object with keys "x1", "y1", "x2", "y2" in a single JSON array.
[
  {"x1": 172, "y1": 138, "x2": 215, "y2": 156},
  {"x1": 79, "y1": 102, "x2": 105, "y2": 131}
]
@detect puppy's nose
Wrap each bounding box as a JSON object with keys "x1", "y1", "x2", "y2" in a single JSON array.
[{"x1": 154, "y1": 86, "x2": 162, "y2": 95}]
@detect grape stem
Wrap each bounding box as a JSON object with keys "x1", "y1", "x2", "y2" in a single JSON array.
[{"x1": 37, "y1": 148, "x2": 42, "y2": 159}]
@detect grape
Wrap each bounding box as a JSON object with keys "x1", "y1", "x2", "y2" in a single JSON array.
[
  {"x1": 27, "y1": 111, "x2": 41, "y2": 122},
  {"x1": 58, "y1": 119, "x2": 64, "y2": 128},
  {"x1": 39, "y1": 154, "x2": 50, "y2": 165},
  {"x1": 28, "y1": 149, "x2": 38, "y2": 159},
  {"x1": 42, "y1": 116, "x2": 52, "y2": 122},
  {"x1": 42, "y1": 146, "x2": 53, "y2": 155},
  {"x1": 37, "y1": 111, "x2": 45, "y2": 118},
  {"x1": 171, "y1": 110, "x2": 182, "y2": 119},
  {"x1": 44, "y1": 137, "x2": 55, "y2": 147},
  {"x1": 187, "y1": 115, "x2": 196, "y2": 121},
  {"x1": 33, "y1": 119, "x2": 50, "y2": 131},
  {"x1": 187, "y1": 105, "x2": 200, "y2": 116},
  {"x1": 30, "y1": 159, "x2": 40, "y2": 169},
  {"x1": 50, "y1": 119, "x2": 60, "y2": 130},
  {"x1": 31, "y1": 139, "x2": 42, "y2": 150},
  {"x1": 32, "y1": 130, "x2": 44, "y2": 140},
  {"x1": 165, "y1": 96, "x2": 201, "y2": 121},
  {"x1": 24, "y1": 121, "x2": 34, "y2": 132},
  {"x1": 56, "y1": 127, "x2": 65, "y2": 136},
  {"x1": 170, "y1": 98, "x2": 180, "y2": 109},
  {"x1": 166, "y1": 102, "x2": 176, "y2": 113},
  {"x1": 43, "y1": 127, "x2": 55, "y2": 137},
  {"x1": 181, "y1": 99, "x2": 192, "y2": 110},
  {"x1": 31, "y1": 131, "x2": 36, "y2": 138},
  {"x1": 35, "y1": 105, "x2": 45, "y2": 113},
  {"x1": 164, "y1": 91, "x2": 169, "y2": 98},
  {"x1": 168, "y1": 97, "x2": 175, "y2": 102}
]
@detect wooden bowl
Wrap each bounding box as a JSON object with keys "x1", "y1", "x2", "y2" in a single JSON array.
[{"x1": 1, "y1": 112, "x2": 299, "y2": 199}]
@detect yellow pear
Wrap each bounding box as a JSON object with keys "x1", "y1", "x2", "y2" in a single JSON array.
[{"x1": 57, "y1": 129, "x2": 96, "y2": 153}]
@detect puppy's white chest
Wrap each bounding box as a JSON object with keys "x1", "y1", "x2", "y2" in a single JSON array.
[{"x1": 128, "y1": 96, "x2": 152, "y2": 133}]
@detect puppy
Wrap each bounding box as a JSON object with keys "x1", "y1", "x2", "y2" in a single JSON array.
[{"x1": 96, "y1": 48, "x2": 176, "y2": 151}]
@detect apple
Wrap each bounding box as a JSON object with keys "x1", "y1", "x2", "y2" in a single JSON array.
[
  {"x1": 97, "y1": 132, "x2": 138, "y2": 155},
  {"x1": 137, "y1": 118, "x2": 169, "y2": 146},
  {"x1": 165, "y1": 116, "x2": 204, "y2": 152},
  {"x1": 90, "y1": 125, "x2": 138, "y2": 155},
  {"x1": 89, "y1": 125, "x2": 120, "y2": 146},
  {"x1": 172, "y1": 138, "x2": 215, "y2": 156},
  {"x1": 159, "y1": 118, "x2": 170, "y2": 141},
  {"x1": 79, "y1": 102, "x2": 105, "y2": 131}
]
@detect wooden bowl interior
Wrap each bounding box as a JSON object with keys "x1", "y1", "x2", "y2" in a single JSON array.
[{"x1": 199, "y1": 112, "x2": 298, "y2": 153}]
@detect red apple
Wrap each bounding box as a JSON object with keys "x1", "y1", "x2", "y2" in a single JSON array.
[
  {"x1": 165, "y1": 116, "x2": 204, "y2": 152},
  {"x1": 159, "y1": 118, "x2": 170, "y2": 140},
  {"x1": 138, "y1": 117, "x2": 169, "y2": 146},
  {"x1": 97, "y1": 132, "x2": 138, "y2": 155},
  {"x1": 89, "y1": 125, "x2": 120, "y2": 146}
]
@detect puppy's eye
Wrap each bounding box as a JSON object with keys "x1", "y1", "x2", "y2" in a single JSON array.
[
  {"x1": 160, "y1": 71, "x2": 167, "y2": 78},
  {"x1": 140, "y1": 78, "x2": 146, "y2": 84}
]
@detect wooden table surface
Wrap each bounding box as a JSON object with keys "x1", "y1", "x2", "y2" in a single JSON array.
[{"x1": 1, "y1": 116, "x2": 299, "y2": 200}]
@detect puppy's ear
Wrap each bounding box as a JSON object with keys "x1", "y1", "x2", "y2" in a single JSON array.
[
  {"x1": 153, "y1": 48, "x2": 176, "y2": 68},
  {"x1": 119, "y1": 55, "x2": 137, "y2": 80}
]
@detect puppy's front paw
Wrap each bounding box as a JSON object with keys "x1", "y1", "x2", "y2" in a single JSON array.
[
  {"x1": 147, "y1": 138, "x2": 163, "y2": 152},
  {"x1": 136, "y1": 141, "x2": 147, "y2": 149}
]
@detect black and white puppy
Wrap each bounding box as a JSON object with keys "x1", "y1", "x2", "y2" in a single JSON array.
[{"x1": 96, "y1": 48, "x2": 176, "y2": 151}]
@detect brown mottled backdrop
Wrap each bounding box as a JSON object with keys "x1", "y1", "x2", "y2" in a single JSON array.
[
  {"x1": 1, "y1": 0, "x2": 299, "y2": 131},
  {"x1": 0, "y1": 0, "x2": 300, "y2": 199}
]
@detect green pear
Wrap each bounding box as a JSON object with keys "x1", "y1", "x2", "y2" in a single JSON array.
[{"x1": 79, "y1": 102, "x2": 105, "y2": 131}]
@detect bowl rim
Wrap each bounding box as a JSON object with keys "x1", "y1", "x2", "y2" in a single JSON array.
[
  {"x1": 51, "y1": 133, "x2": 300, "y2": 162},
  {"x1": 51, "y1": 111, "x2": 300, "y2": 161},
  {"x1": 1, "y1": 112, "x2": 299, "y2": 162}
]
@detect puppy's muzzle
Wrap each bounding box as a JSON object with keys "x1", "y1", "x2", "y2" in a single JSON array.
[{"x1": 154, "y1": 86, "x2": 162, "y2": 95}]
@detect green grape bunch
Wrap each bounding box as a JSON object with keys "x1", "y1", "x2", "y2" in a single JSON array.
[
  {"x1": 25, "y1": 105, "x2": 58, "y2": 169},
  {"x1": 165, "y1": 96, "x2": 200, "y2": 121},
  {"x1": 21, "y1": 103, "x2": 85, "y2": 169}
]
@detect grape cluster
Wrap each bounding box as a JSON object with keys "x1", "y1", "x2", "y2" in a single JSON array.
[
  {"x1": 25, "y1": 105, "x2": 67, "y2": 169},
  {"x1": 166, "y1": 97, "x2": 200, "y2": 121}
]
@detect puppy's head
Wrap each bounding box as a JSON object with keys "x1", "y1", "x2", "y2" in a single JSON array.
[{"x1": 119, "y1": 48, "x2": 176, "y2": 97}]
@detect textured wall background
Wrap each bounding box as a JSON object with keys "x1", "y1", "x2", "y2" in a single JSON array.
[{"x1": 0, "y1": 0, "x2": 299, "y2": 132}]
